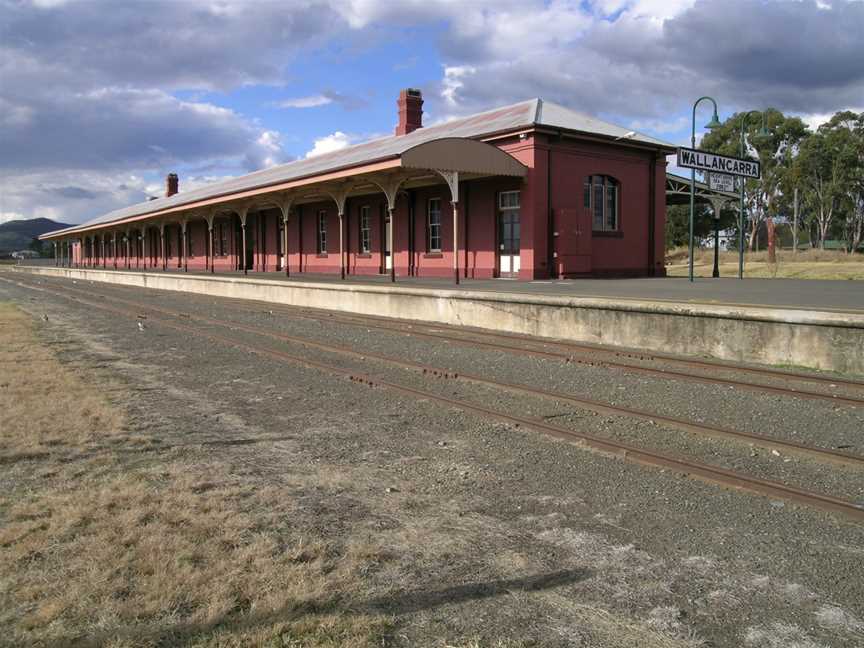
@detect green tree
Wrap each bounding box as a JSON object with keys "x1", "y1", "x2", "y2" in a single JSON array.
[
  {"x1": 831, "y1": 111, "x2": 864, "y2": 253},
  {"x1": 796, "y1": 112, "x2": 860, "y2": 249},
  {"x1": 28, "y1": 237, "x2": 46, "y2": 256},
  {"x1": 701, "y1": 109, "x2": 808, "y2": 251}
]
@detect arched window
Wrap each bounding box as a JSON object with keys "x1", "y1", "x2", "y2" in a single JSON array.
[{"x1": 583, "y1": 175, "x2": 619, "y2": 232}]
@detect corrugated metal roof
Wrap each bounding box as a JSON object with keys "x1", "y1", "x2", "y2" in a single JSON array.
[{"x1": 45, "y1": 99, "x2": 675, "y2": 237}]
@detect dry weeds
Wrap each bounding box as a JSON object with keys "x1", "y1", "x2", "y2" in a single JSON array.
[
  {"x1": 0, "y1": 303, "x2": 125, "y2": 455},
  {"x1": 0, "y1": 302, "x2": 391, "y2": 647},
  {"x1": 666, "y1": 248, "x2": 864, "y2": 280}
]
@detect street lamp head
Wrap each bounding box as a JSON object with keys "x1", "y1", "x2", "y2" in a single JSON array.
[
  {"x1": 705, "y1": 111, "x2": 722, "y2": 130},
  {"x1": 755, "y1": 125, "x2": 772, "y2": 141}
]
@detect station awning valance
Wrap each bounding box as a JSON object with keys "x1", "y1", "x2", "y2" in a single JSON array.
[{"x1": 400, "y1": 138, "x2": 527, "y2": 177}]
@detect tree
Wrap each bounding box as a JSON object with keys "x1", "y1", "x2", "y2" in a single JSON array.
[
  {"x1": 28, "y1": 237, "x2": 47, "y2": 256},
  {"x1": 831, "y1": 111, "x2": 864, "y2": 253},
  {"x1": 665, "y1": 203, "x2": 714, "y2": 249},
  {"x1": 795, "y1": 113, "x2": 859, "y2": 249},
  {"x1": 701, "y1": 109, "x2": 808, "y2": 251}
]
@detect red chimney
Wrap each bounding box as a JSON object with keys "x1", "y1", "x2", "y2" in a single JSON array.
[
  {"x1": 395, "y1": 88, "x2": 423, "y2": 136},
  {"x1": 165, "y1": 173, "x2": 179, "y2": 197}
]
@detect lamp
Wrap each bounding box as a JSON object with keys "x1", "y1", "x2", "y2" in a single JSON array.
[{"x1": 704, "y1": 111, "x2": 722, "y2": 130}]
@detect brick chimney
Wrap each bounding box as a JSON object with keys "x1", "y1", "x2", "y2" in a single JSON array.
[
  {"x1": 165, "y1": 173, "x2": 179, "y2": 197},
  {"x1": 395, "y1": 88, "x2": 423, "y2": 136}
]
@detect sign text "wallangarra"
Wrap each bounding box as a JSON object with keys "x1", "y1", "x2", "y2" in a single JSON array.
[{"x1": 677, "y1": 148, "x2": 761, "y2": 179}]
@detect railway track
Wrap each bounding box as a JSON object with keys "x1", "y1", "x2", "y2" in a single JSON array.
[
  {"x1": 4, "y1": 274, "x2": 864, "y2": 522},
  {"x1": 29, "y1": 272, "x2": 864, "y2": 406},
  {"x1": 25, "y1": 276, "x2": 864, "y2": 468},
  {"x1": 263, "y1": 306, "x2": 864, "y2": 406}
]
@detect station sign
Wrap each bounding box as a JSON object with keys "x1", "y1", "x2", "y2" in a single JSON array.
[
  {"x1": 708, "y1": 173, "x2": 736, "y2": 193},
  {"x1": 677, "y1": 147, "x2": 761, "y2": 179}
]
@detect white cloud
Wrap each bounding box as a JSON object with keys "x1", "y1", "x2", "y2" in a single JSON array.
[
  {"x1": 628, "y1": 116, "x2": 689, "y2": 134},
  {"x1": 442, "y1": 66, "x2": 475, "y2": 108},
  {"x1": 0, "y1": 211, "x2": 27, "y2": 225},
  {"x1": 305, "y1": 131, "x2": 355, "y2": 158},
  {"x1": 276, "y1": 95, "x2": 334, "y2": 109}
]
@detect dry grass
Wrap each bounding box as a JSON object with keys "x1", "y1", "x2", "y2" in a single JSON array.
[
  {"x1": 666, "y1": 247, "x2": 864, "y2": 280},
  {"x1": 0, "y1": 304, "x2": 125, "y2": 455},
  {"x1": 0, "y1": 302, "x2": 391, "y2": 648}
]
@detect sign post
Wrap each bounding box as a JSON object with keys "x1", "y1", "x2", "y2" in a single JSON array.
[
  {"x1": 686, "y1": 98, "x2": 723, "y2": 283},
  {"x1": 679, "y1": 131, "x2": 763, "y2": 281}
]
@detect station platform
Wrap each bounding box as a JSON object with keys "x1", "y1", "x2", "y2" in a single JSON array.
[{"x1": 11, "y1": 265, "x2": 864, "y2": 375}]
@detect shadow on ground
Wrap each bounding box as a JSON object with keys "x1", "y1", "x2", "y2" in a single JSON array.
[{"x1": 57, "y1": 568, "x2": 590, "y2": 647}]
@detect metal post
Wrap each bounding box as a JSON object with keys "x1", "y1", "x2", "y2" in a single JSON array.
[
  {"x1": 738, "y1": 120, "x2": 747, "y2": 280},
  {"x1": 453, "y1": 201, "x2": 460, "y2": 285},
  {"x1": 388, "y1": 208, "x2": 395, "y2": 283},
  {"x1": 712, "y1": 210, "x2": 720, "y2": 278},
  {"x1": 737, "y1": 110, "x2": 769, "y2": 279},
  {"x1": 339, "y1": 211, "x2": 345, "y2": 280},
  {"x1": 689, "y1": 96, "x2": 720, "y2": 283},
  {"x1": 182, "y1": 222, "x2": 188, "y2": 272},
  {"x1": 209, "y1": 225, "x2": 215, "y2": 274},
  {"x1": 284, "y1": 215, "x2": 290, "y2": 277},
  {"x1": 241, "y1": 222, "x2": 247, "y2": 275},
  {"x1": 793, "y1": 186, "x2": 799, "y2": 254}
]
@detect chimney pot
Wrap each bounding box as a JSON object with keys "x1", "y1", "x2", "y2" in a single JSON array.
[
  {"x1": 395, "y1": 88, "x2": 423, "y2": 136},
  {"x1": 165, "y1": 173, "x2": 179, "y2": 197}
]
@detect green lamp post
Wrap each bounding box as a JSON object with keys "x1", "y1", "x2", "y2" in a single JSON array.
[
  {"x1": 689, "y1": 97, "x2": 722, "y2": 282},
  {"x1": 737, "y1": 111, "x2": 771, "y2": 279}
]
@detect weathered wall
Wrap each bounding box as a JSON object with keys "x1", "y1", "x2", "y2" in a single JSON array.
[{"x1": 17, "y1": 266, "x2": 864, "y2": 376}]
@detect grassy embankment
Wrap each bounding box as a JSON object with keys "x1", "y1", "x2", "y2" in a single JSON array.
[{"x1": 665, "y1": 248, "x2": 864, "y2": 280}]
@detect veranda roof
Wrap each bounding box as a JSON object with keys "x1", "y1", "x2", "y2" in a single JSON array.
[{"x1": 42, "y1": 99, "x2": 674, "y2": 239}]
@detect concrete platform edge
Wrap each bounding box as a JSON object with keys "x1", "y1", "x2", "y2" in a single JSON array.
[{"x1": 14, "y1": 266, "x2": 864, "y2": 375}]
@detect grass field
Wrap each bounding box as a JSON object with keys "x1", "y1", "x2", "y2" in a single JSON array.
[
  {"x1": 666, "y1": 248, "x2": 864, "y2": 280},
  {"x1": 0, "y1": 303, "x2": 393, "y2": 648}
]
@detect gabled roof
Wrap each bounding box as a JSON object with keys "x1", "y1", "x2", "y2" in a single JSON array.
[{"x1": 43, "y1": 99, "x2": 675, "y2": 238}]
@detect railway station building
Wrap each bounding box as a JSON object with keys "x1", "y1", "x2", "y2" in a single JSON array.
[{"x1": 42, "y1": 90, "x2": 676, "y2": 281}]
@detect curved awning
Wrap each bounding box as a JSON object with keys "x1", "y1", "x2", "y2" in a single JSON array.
[{"x1": 400, "y1": 138, "x2": 527, "y2": 177}]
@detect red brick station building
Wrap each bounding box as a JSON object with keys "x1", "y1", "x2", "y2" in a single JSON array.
[{"x1": 43, "y1": 90, "x2": 677, "y2": 282}]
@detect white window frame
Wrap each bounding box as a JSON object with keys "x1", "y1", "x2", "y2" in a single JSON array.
[
  {"x1": 359, "y1": 205, "x2": 371, "y2": 254},
  {"x1": 427, "y1": 198, "x2": 442, "y2": 253},
  {"x1": 317, "y1": 210, "x2": 327, "y2": 254},
  {"x1": 498, "y1": 190, "x2": 521, "y2": 210}
]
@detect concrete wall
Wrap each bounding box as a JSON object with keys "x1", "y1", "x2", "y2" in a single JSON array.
[{"x1": 17, "y1": 266, "x2": 864, "y2": 376}]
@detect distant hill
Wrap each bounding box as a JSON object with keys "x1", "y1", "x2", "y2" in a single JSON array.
[{"x1": 0, "y1": 218, "x2": 73, "y2": 253}]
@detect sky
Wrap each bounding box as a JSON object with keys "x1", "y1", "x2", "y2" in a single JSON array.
[{"x1": 1, "y1": 0, "x2": 863, "y2": 226}]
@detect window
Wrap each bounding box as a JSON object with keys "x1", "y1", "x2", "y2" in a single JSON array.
[
  {"x1": 188, "y1": 227, "x2": 194, "y2": 257},
  {"x1": 499, "y1": 190, "x2": 520, "y2": 210},
  {"x1": 585, "y1": 175, "x2": 619, "y2": 232},
  {"x1": 216, "y1": 221, "x2": 228, "y2": 256},
  {"x1": 317, "y1": 210, "x2": 327, "y2": 254},
  {"x1": 427, "y1": 198, "x2": 442, "y2": 252},
  {"x1": 498, "y1": 191, "x2": 521, "y2": 256},
  {"x1": 359, "y1": 206, "x2": 371, "y2": 254}
]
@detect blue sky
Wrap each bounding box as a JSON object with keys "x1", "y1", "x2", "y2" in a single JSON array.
[{"x1": 1, "y1": 0, "x2": 862, "y2": 225}]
